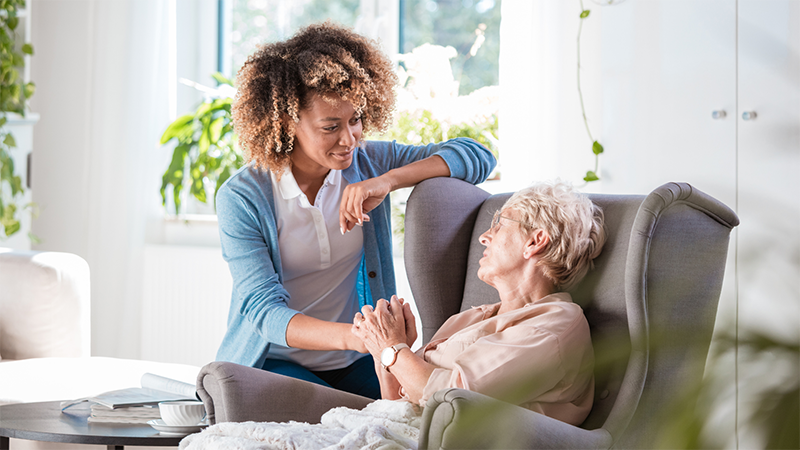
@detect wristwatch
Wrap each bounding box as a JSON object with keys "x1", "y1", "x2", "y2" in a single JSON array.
[{"x1": 380, "y1": 343, "x2": 409, "y2": 370}]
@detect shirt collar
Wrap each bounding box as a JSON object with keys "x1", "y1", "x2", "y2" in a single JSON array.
[{"x1": 271, "y1": 169, "x2": 341, "y2": 200}]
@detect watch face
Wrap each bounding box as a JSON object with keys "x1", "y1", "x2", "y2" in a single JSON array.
[{"x1": 380, "y1": 346, "x2": 395, "y2": 367}]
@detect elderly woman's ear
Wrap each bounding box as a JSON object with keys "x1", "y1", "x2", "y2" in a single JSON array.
[{"x1": 523, "y1": 229, "x2": 550, "y2": 260}]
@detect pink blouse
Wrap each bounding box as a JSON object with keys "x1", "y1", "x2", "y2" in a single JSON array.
[{"x1": 416, "y1": 292, "x2": 595, "y2": 426}]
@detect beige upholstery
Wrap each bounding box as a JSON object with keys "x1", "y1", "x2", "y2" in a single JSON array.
[{"x1": 0, "y1": 248, "x2": 91, "y2": 360}]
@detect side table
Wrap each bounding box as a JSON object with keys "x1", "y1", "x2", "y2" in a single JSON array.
[{"x1": 0, "y1": 401, "x2": 187, "y2": 449}]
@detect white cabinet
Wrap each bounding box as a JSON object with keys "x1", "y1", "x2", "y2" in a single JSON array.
[
  {"x1": 595, "y1": 1, "x2": 798, "y2": 447},
  {"x1": 735, "y1": 0, "x2": 800, "y2": 341},
  {"x1": 592, "y1": 0, "x2": 800, "y2": 337}
]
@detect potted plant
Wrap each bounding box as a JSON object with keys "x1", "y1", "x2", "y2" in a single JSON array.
[
  {"x1": 0, "y1": 0, "x2": 36, "y2": 240},
  {"x1": 159, "y1": 73, "x2": 242, "y2": 215}
]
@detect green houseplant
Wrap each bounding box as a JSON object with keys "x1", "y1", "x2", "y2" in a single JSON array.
[
  {"x1": 160, "y1": 73, "x2": 242, "y2": 215},
  {"x1": 0, "y1": 0, "x2": 36, "y2": 240}
]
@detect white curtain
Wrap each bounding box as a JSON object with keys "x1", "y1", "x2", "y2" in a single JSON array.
[{"x1": 32, "y1": 0, "x2": 172, "y2": 358}]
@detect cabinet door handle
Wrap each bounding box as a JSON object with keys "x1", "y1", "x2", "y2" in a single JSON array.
[
  {"x1": 742, "y1": 111, "x2": 757, "y2": 120},
  {"x1": 712, "y1": 110, "x2": 727, "y2": 119}
]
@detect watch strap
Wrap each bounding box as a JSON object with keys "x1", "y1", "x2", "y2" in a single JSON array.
[{"x1": 382, "y1": 343, "x2": 410, "y2": 369}]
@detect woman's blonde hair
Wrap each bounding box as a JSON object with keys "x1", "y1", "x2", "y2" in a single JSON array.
[
  {"x1": 503, "y1": 180, "x2": 606, "y2": 290},
  {"x1": 232, "y1": 21, "x2": 397, "y2": 173}
]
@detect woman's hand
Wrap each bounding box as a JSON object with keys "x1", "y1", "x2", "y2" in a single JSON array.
[
  {"x1": 339, "y1": 175, "x2": 393, "y2": 234},
  {"x1": 352, "y1": 295, "x2": 410, "y2": 357},
  {"x1": 400, "y1": 298, "x2": 418, "y2": 348}
]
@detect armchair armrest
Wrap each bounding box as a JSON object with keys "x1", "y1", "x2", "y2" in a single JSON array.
[
  {"x1": 420, "y1": 388, "x2": 613, "y2": 450},
  {"x1": 196, "y1": 361, "x2": 373, "y2": 424}
]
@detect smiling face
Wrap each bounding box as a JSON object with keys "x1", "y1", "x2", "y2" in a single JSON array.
[
  {"x1": 477, "y1": 208, "x2": 530, "y2": 289},
  {"x1": 291, "y1": 93, "x2": 363, "y2": 179}
]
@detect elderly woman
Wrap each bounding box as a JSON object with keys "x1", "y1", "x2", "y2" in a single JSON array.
[{"x1": 353, "y1": 180, "x2": 606, "y2": 426}]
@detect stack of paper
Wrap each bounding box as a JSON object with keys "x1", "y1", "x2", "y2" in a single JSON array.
[{"x1": 88, "y1": 404, "x2": 162, "y2": 424}]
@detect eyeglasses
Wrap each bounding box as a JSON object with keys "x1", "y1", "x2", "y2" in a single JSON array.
[{"x1": 490, "y1": 210, "x2": 535, "y2": 232}]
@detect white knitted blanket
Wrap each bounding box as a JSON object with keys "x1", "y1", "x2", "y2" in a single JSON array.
[{"x1": 179, "y1": 400, "x2": 422, "y2": 450}]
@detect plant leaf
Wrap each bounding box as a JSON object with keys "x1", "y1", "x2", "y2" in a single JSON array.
[
  {"x1": 592, "y1": 140, "x2": 604, "y2": 155},
  {"x1": 3, "y1": 132, "x2": 15, "y2": 148},
  {"x1": 209, "y1": 117, "x2": 224, "y2": 143},
  {"x1": 191, "y1": 177, "x2": 207, "y2": 203},
  {"x1": 10, "y1": 174, "x2": 22, "y2": 195},
  {"x1": 211, "y1": 72, "x2": 234, "y2": 86},
  {"x1": 23, "y1": 81, "x2": 34, "y2": 98},
  {"x1": 215, "y1": 165, "x2": 232, "y2": 202},
  {"x1": 172, "y1": 183, "x2": 183, "y2": 215},
  {"x1": 580, "y1": 9, "x2": 590, "y2": 18},
  {"x1": 3, "y1": 219, "x2": 20, "y2": 237},
  {"x1": 21, "y1": 43, "x2": 32, "y2": 55},
  {"x1": 160, "y1": 144, "x2": 188, "y2": 211},
  {"x1": 160, "y1": 114, "x2": 195, "y2": 144},
  {"x1": 584, "y1": 170, "x2": 599, "y2": 182}
]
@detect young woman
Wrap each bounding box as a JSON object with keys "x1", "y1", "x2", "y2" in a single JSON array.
[{"x1": 215, "y1": 22, "x2": 496, "y2": 399}]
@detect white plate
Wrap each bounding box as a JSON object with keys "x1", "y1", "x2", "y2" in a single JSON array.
[{"x1": 147, "y1": 419, "x2": 208, "y2": 436}]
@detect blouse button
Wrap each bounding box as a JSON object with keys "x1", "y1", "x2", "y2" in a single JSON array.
[{"x1": 368, "y1": 271, "x2": 376, "y2": 278}]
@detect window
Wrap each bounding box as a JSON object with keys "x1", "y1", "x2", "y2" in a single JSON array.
[
  {"x1": 219, "y1": 0, "x2": 500, "y2": 97},
  {"x1": 222, "y1": 0, "x2": 363, "y2": 78},
  {"x1": 400, "y1": 0, "x2": 500, "y2": 96}
]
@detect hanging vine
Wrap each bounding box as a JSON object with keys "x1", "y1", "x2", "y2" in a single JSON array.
[{"x1": 577, "y1": 0, "x2": 603, "y2": 182}]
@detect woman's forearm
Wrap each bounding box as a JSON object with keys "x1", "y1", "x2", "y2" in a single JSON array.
[
  {"x1": 373, "y1": 360, "x2": 404, "y2": 400},
  {"x1": 286, "y1": 314, "x2": 366, "y2": 352},
  {"x1": 386, "y1": 347, "x2": 437, "y2": 404},
  {"x1": 381, "y1": 154, "x2": 450, "y2": 191}
]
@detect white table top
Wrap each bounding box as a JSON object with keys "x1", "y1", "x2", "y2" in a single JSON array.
[{"x1": 0, "y1": 356, "x2": 200, "y2": 405}]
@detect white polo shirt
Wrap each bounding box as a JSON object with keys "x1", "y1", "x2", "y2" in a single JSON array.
[{"x1": 268, "y1": 168, "x2": 364, "y2": 371}]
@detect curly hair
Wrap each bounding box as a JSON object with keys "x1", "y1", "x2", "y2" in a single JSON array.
[
  {"x1": 232, "y1": 21, "x2": 397, "y2": 174},
  {"x1": 502, "y1": 180, "x2": 606, "y2": 291}
]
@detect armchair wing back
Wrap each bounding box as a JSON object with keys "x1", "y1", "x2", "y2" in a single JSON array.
[{"x1": 403, "y1": 178, "x2": 738, "y2": 449}]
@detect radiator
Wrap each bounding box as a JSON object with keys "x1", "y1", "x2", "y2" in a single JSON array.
[
  {"x1": 141, "y1": 246, "x2": 421, "y2": 367},
  {"x1": 141, "y1": 245, "x2": 231, "y2": 367}
]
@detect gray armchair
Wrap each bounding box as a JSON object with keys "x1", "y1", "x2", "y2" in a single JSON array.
[{"x1": 196, "y1": 179, "x2": 738, "y2": 449}]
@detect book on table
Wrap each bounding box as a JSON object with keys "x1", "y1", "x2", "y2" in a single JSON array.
[
  {"x1": 87, "y1": 404, "x2": 163, "y2": 424},
  {"x1": 61, "y1": 372, "x2": 198, "y2": 413}
]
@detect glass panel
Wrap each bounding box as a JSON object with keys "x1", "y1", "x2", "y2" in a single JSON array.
[
  {"x1": 401, "y1": 0, "x2": 500, "y2": 95},
  {"x1": 230, "y1": 0, "x2": 361, "y2": 76}
]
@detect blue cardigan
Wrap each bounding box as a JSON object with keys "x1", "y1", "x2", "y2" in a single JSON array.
[{"x1": 215, "y1": 138, "x2": 496, "y2": 368}]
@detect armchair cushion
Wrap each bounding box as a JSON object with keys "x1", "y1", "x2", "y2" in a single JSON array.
[
  {"x1": 197, "y1": 361, "x2": 373, "y2": 424},
  {"x1": 420, "y1": 388, "x2": 612, "y2": 450},
  {"x1": 0, "y1": 248, "x2": 90, "y2": 360}
]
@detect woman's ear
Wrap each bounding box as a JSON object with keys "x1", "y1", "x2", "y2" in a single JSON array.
[{"x1": 523, "y1": 229, "x2": 549, "y2": 259}]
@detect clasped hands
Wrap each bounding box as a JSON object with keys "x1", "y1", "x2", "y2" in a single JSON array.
[{"x1": 352, "y1": 295, "x2": 417, "y2": 358}]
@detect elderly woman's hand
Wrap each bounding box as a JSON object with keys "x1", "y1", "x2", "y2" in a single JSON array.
[{"x1": 352, "y1": 295, "x2": 416, "y2": 356}]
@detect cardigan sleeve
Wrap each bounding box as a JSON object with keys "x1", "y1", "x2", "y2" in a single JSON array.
[
  {"x1": 216, "y1": 179, "x2": 299, "y2": 349},
  {"x1": 362, "y1": 138, "x2": 496, "y2": 184}
]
